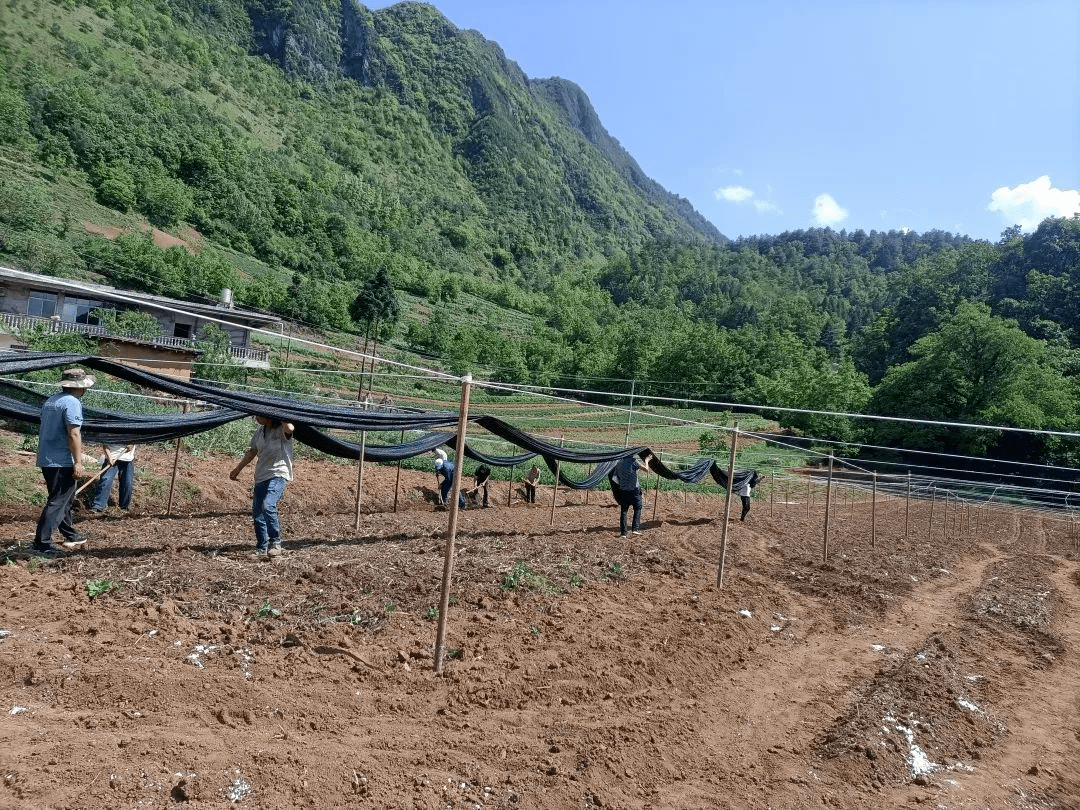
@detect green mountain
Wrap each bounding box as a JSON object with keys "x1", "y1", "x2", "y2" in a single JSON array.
[{"x1": 2, "y1": 0, "x2": 1080, "y2": 471}]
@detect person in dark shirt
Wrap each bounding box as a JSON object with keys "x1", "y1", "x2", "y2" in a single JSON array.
[{"x1": 610, "y1": 450, "x2": 654, "y2": 536}]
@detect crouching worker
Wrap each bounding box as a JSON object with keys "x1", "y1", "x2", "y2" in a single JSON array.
[
  {"x1": 464, "y1": 464, "x2": 492, "y2": 508},
  {"x1": 230, "y1": 415, "x2": 294, "y2": 558},
  {"x1": 522, "y1": 463, "x2": 541, "y2": 504},
  {"x1": 92, "y1": 443, "x2": 135, "y2": 513},
  {"x1": 433, "y1": 451, "x2": 465, "y2": 509}
]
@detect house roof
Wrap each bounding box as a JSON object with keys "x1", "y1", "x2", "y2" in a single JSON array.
[{"x1": 0, "y1": 265, "x2": 282, "y2": 329}]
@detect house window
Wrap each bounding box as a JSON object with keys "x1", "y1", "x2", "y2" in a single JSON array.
[
  {"x1": 27, "y1": 291, "x2": 57, "y2": 318},
  {"x1": 61, "y1": 296, "x2": 104, "y2": 325},
  {"x1": 173, "y1": 323, "x2": 192, "y2": 339}
]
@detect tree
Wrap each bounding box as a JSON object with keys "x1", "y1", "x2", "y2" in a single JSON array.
[{"x1": 870, "y1": 303, "x2": 1077, "y2": 456}]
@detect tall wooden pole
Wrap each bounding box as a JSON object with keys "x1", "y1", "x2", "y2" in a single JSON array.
[
  {"x1": 549, "y1": 460, "x2": 561, "y2": 526},
  {"x1": 822, "y1": 454, "x2": 834, "y2": 561},
  {"x1": 928, "y1": 487, "x2": 936, "y2": 542},
  {"x1": 353, "y1": 430, "x2": 367, "y2": 531},
  {"x1": 651, "y1": 452, "x2": 662, "y2": 516},
  {"x1": 806, "y1": 481, "x2": 811, "y2": 520},
  {"x1": 905, "y1": 472, "x2": 912, "y2": 540},
  {"x1": 716, "y1": 424, "x2": 739, "y2": 588},
  {"x1": 434, "y1": 375, "x2": 472, "y2": 674},
  {"x1": 393, "y1": 429, "x2": 404, "y2": 513},
  {"x1": 770, "y1": 472, "x2": 775, "y2": 517},
  {"x1": 165, "y1": 402, "x2": 188, "y2": 516},
  {"x1": 507, "y1": 464, "x2": 515, "y2": 506},
  {"x1": 871, "y1": 471, "x2": 877, "y2": 549},
  {"x1": 624, "y1": 380, "x2": 635, "y2": 447}
]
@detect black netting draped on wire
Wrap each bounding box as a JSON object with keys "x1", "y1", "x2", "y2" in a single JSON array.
[{"x1": 0, "y1": 352, "x2": 758, "y2": 489}]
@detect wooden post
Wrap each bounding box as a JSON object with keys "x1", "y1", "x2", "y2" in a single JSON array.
[
  {"x1": 770, "y1": 472, "x2": 775, "y2": 517},
  {"x1": 353, "y1": 430, "x2": 367, "y2": 531},
  {"x1": 849, "y1": 484, "x2": 855, "y2": 517},
  {"x1": 806, "y1": 481, "x2": 811, "y2": 519},
  {"x1": 905, "y1": 473, "x2": 912, "y2": 541},
  {"x1": 434, "y1": 375, "x2": 472, "y2": 674},
  {"x1": 165, "y1": 402, "x2": 189, "y2": 516},
  {"x1": 549, "y1": 460, "x2": 561, "y2": 526},
  {"x1": 507, "y1": 464, "x2": 515, "y2": 506},
  {"x1": 942, "y1": 492, "x2": 949, "y2": 541},
  {"x1": 871, "y1": 472, "x2": 877, "y2": 549},
  {"x1": 716, "y1": 424, "x2": 739, "y2": 588},
  {"x1": 624, "y1": 380, "x2": 635, "y2": 447},
  {"x1": 928, "y1": 486, "x2": 936, "y2": 542},
  {"x1": 393, "y1": 429, "x2": 404, "y2": 513},
  {"x1": 651, "y1": 452, "x2": 662, "y2": 516},
  {"x1": 822, "y1": 454, "x2": 834, "y2": 561}
]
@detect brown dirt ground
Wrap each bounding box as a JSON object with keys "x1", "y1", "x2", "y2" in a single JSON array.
[{"x1": 1, "y1": 434, "x2": 1079, "y2": 809}]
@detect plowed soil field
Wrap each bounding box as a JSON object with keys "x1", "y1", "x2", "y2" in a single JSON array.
[{"x1": 2, "y1": 436, "x2": 1079, "y2": 809}]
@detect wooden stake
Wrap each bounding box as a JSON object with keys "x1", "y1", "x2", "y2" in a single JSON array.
[
  {"x1": 770, "y1": 472, "x2": 775, "y2": 517},
  {"x1": 871, "y1": 472, "x2": 877, "y2": 549},
  {"x1": 393, "y1": 429, "x2": 404, "y2": 514},
  {"x1": 165, "y1": 402, "x2": 188, "y2": 516},
  {"x1": 549, "y1": 460, "x2": 561, "y2": 526},
  {"x1": 651, "y1": 452, "x2": 662, "y2": 517},
  {"x1": 928, "y1": 486, "x2": 936, "y2": 542},
  {"x1": 716, "y1": 423, "x2": 739, "y2": 588},
  {"x1": 624, "y1": 380, "x2": 635, "y2": 447},
  {"x1": 353, "y1": 430, "x2": 367, "y2": 531},
  {"x1": 905, "y1": 473, "x2": 911, "y2": 541},
  {"x1": 822, "y1": 454, "x2": 834, "y2": 561},
  {"x1": 507, "y1": 464, "x2": 515, "y2": 506},
  {"x1": 434, "y1": 374, "x2": 472, "y2": 674}
]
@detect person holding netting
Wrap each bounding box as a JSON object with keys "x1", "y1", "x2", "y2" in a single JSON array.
[{"x1": 611, "y1": 450, "x2": 654, "y2": 537}]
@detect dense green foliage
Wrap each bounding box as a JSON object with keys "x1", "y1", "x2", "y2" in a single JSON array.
[{"x1": 1, "y1": 0, "x2": 1079, "y2": 469}]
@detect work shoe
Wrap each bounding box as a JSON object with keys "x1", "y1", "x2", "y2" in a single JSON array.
[
  {"x1": 31, "y1": 545, "x2": 63, "y2": 559},
  {"x1": 253, "y1": 547, "x2": 268, "y2": 559},
  {"x1": 267, "y1": 544, "x2": 283, "y2": 558},
  {"x1": 61, "y1": 534, "x2": 88, "y2": 550},
  {"x1": 632, "y1": 530, "x2": 642, "y2": 536}
]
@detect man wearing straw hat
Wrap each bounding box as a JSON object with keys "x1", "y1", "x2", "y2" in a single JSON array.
[{"x1": 32, "y1": 367, "x2": 95, "y2": 556}]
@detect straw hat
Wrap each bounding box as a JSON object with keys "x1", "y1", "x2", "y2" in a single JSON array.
[{"x1": 59, "y1": 368, "x2": 95, "y2": 389}]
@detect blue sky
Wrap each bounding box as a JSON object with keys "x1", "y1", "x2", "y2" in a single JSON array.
[{"x1": 368, "y1": 0, "x2": 1080, "y2": 242}]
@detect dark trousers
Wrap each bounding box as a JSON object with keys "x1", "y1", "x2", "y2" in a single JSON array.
[
  {"x1": 615, "y1": 487, "x2": 643, "y2": 534},
  {"x1": 524, "y1": 483, "x2": 536, "y2": 503},
  {"x1": 35, "y1": 466, "x2": 79, "y2": 549},
  {"x1": 740, "y1": 495, "x2": 751, "y2": 521}
]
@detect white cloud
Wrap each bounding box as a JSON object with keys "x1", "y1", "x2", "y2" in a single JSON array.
[
  {"x1": 753, "y1": 199, "x2": 781, "y2": 214},
  {"x1": 716, "y1": 185, "x2": 753, "y2": 203},
  {"x1": 812, "y1": 193, "x2": 848, "y2": 227},
  {"x1": 987, "y1": 175, "x2": 1080, "y2": 231}
]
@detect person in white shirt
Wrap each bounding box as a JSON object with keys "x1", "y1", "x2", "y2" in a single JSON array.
[
  {"x1": 92, "y1": 443, "x2": 135, "y2": 513},
  {"x1": 230, "y1": 416, "x2": 294, "y2": 558}
]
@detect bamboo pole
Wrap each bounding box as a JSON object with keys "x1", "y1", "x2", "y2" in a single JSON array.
[
  {"x1": 549, "y1": 460, "x2": 561, "y2": 526},
  {"x1": 393, "y1": 429, "x2": 404, "y2": 513},
  {"x1": 928, "y1": 487, "x2": 936, "y2": 542},
  {"x1": 651, "y1": 452, "x2": 662, "y2": 516},
  {"x1": 871, "y1": 472, "x2": 877, "y2": 549},
  {"x1": 716, "y1": 423, "x2": 739, "y2": 588},
  {"x1": 434, "y1": 375, "x2": 472, "y2": 674},
  {"x1": 353, "y1": 430, "x2": 367, "y2": 531},
  {"x1": 822, "y1": 454, "x2": 834, "y2": 561},
  {"x1": 165, "y1": 402, "x2": 188, "y2": 516},
  {"x1": 905, "y1": 473, "x2": 911, "y2": 541}
]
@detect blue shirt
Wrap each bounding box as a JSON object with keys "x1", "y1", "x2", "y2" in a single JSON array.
[
  {"x1": 436, "y1": 461, "x2": 455, "y2": 481},
  {"x1": 37, "y1": 391, "x2": 83, "y2": 468},
  {"x1": 613, "y1": 455, "x2": 644, "y2": 491}
]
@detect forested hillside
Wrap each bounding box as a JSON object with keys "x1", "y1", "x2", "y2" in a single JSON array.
[{"x1": 1, "y1": 0, "x2": 1079, "y2": 470}]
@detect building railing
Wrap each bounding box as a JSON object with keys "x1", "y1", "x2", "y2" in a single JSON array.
[{"x1": 0, "y1": 312, "x2": 270, "y2": 364}]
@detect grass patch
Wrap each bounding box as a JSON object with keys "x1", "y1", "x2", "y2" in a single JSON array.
[
  {"x1": 501, "y1": 562, "x2": 561, "y2": 595},
  {"x1": 0, "y1": 468, "x2": 45, "y2": 507}
]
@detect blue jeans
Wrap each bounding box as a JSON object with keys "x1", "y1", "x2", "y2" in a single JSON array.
[
  {"x1": 252, "y1": 476, "x2": 287, "y2": 550},
  {"x1": 93, "y1": 460, "x2": 135, "y2": 511},
  {"x1": 440, "y1": 477, "x2": 465, "y2": 508}
]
